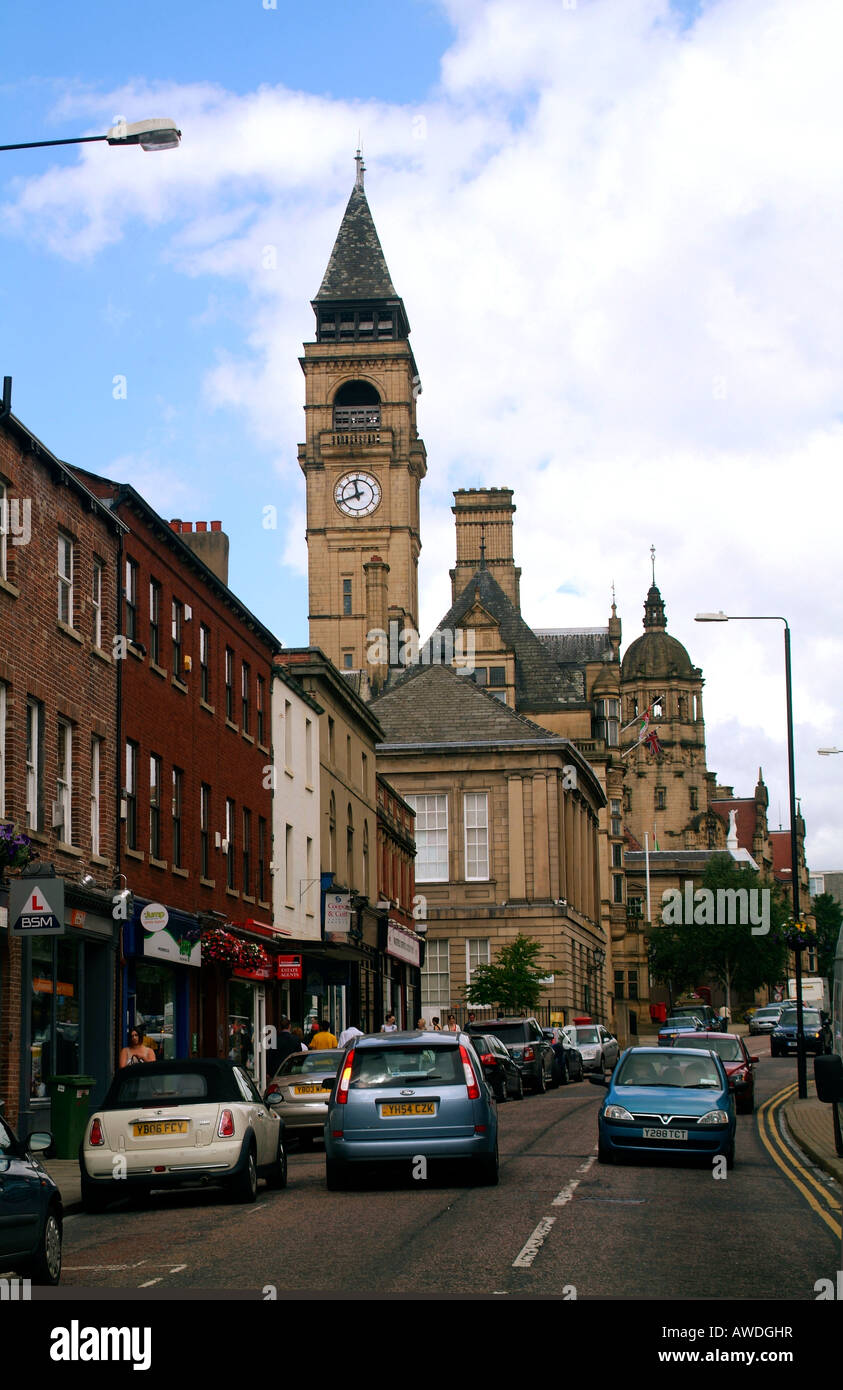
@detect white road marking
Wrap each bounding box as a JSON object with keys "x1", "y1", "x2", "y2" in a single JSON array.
[
  {"x1": 138, "y1": 1278, "x2": 162, "y2": 1287},
  {"x1": 576, "y1": 1154, "x2": 597, "y2": 1174},
  {"x1": 552, "y1": 1178, "x2": 581, "y2": 1206},
  {"x1": 512, "y1": 1215, "x2": 556, "y2": 1268},
  {"x1": 169, "y1": 1265, "x2": 187, "y2": 1273}
]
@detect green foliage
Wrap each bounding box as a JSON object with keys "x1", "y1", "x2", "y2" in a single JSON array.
[
  {"x1": 465, "y1": 934, "x2": 549, "y2": 1012},
  {"x1": 648, "y1": 854, "x2": 789, "y2": 1008},
  {"x1": 812, "y1": 893, "x2": 843, "y2": 980}
]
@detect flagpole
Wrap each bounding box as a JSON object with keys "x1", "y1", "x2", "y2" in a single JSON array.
[{"x1": 644, "y1": 832, "x2": 651, "y2": 926}]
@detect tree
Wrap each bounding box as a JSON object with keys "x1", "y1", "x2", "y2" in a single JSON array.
[
  {"x1": 812, "y1": 893, "x2": 843, "y2": 981},
  {"x1": 648, "y1": 854, "x2": 789, "y2": 1015},
  {"x1": 465, "y1": 934, "x2": 550, "y2": 1013}
]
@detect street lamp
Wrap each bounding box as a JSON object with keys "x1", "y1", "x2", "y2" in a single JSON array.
[
  {"x1": 695, "y1": 611, "x2": 808, "y2": 1098},
  {"x1": 594, "y1": 946, "x2": 606, "y2": 1024},
  {"x1": 0, "y1": 118, "x2": 181, "y2": 153},
  {"x1": 818, "y1": 748, "x2": 842, "y2": 756}
]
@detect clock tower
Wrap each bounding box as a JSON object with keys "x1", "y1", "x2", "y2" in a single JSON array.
[{"x1": 299, "y1": 152, "x2": 427, "y2": 680}]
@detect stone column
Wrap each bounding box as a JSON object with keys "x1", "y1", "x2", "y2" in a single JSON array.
[
  {"x1": 507, "y1": 776, "x2": 526, "y2": 900},
  {"x1": 532, "y1": 773, "x2": 550, "y2": 900}
]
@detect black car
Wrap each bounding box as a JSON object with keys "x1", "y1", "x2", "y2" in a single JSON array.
[
  {"x1": 0, "y1": 1115, "x2": 62, "y2": 1284},
  {"x1": 771, "y1": 1007, "x2": 832, "y2": 1057},
  {"x1": 468, "y1": 1018, "x2": 556, "y2": 1094},
  {"x1": 470, "y1": 1033, "x2": 525, "y2": 1101},
  {"x1": 543, "y1": 1028, "x2": 585, "y2": 1084}
]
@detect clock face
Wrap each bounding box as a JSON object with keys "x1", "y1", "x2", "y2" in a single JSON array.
[{"x1": 334, "y1": 471, "x2": 382, "y2": 517}]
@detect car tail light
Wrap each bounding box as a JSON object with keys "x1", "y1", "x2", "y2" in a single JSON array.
[
  {"x1": 336, "y1": 1048, "x2": 355, "y2": 1104},
  {"x1": 218, "y1": 1109, "x2": 235, "y2": 1138},
  {"x1": 523, "y1": 1046, "x2": 535, "y2": 1062},
  {"x1": 480, "y1": 1053, "x2": 496, "y2": 1065},
  {"x1": 459, "y1": 1044, "x2": 480, "y2": 1100},
  {"x1": 89, "y1": 1117, "x2": 104, "y2": 1146}
]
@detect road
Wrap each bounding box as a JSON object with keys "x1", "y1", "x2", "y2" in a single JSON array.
[{"x1": 59, "y1": 1040, "x2": 841, "y2": 1301}]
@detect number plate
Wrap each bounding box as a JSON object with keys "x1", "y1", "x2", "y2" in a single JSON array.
[
  {"x1": 380, "y1": 1102, "x2": 436, "y2": 1117},
  {"x1": 642, "y1": 1127, "x2": 687, "y2": 1141},
  {"x1": 293, "y1": 1085, "x2": 330, "y2": 1095},
  {"x1": 131, "y1": 1120, "x2": 188, "y2": 1137}
]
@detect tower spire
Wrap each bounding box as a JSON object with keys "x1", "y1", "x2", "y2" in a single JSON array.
[
  {"x1": 354, "y1": 144, "x2": 365, "y2": 190},
  {"x1": 650, "y1": 544, "x2": 656, "y2": 586}
]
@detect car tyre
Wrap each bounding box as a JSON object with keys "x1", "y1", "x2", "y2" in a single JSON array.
[
  {"x1": 326, "y1": 1158, "x2": 349, "y2": 1191},
  {"x1": 232, "y1": 1146, "x2": 258, "y2": 1203},
  {"x1": 534, "y1": 1065, "x2": 547, "y2": 1095},
  {"x1": 597, "y1": 1139, "x2": 614, "y2": 1165},
  {"x1": 512, "y1": 1072, "x2": 525, "y2": 1100},
  {"x1": 556, "y1": 1057, "x2": 568, "y2": 1086},
  {"x1": 475, "y1": 1140, "x2": 499, "y2": 1186},
  {"x1": 22, "y1": 1204, "x2": 62, "y2": 1286},
  {"x1": 265, "y1": 1140, "x2": 288, "y2": 1190}
]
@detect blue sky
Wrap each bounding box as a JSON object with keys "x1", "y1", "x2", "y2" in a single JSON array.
[{"x1": 3, "y1": 0, "x2": 843, "y2": 867}]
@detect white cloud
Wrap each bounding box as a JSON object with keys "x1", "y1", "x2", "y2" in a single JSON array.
[{"x1": 3, "y1": 0, "x2": 842, "y2": 865}]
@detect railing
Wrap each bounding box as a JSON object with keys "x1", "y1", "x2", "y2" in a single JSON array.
[
  {"x1": 333, "y1": 406, "x2": 381, "y2": 429},
  {"x1": 332, "y1": 432, "x2": 381, "y2": 448}
]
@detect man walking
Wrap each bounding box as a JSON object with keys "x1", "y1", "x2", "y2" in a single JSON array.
[
  {"x1": 338, "y1": 1020, "x2": 364, "y2": 1047},
  {"x1": 310, "y1": 1018, "x2": 338, "y2": 1049}
]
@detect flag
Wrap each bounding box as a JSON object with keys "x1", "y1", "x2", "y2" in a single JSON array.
[
  {"x1": 653, "y1": 825, "x2": 660, "y2": 851},
  {"x1": 644, "y1": 728, "x2": 662, "y2": 757}
]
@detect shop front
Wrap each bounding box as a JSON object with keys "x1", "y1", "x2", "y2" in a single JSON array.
[
  {"x1": 381, "y1": 919, "x2": 423, "y2": 1029},
  {"x1": 123, "y1": 900, "x2": 201, "y2": 1064},
  {"x1": 201, "y1": 921, "x2": 294, "y2": 1091}
]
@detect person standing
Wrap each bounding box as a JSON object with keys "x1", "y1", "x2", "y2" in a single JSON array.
[
  {"x1": 310, "y1": 1018, "x2": 338, "y2": 1049},
  {"x1": 444, "y1": 1014, "x2": 459, "y2": 1033},
  {"x1": 381, "y1": 1013, "x2": 398, "y2": 1032},
  {"x1": 119, "y1": 1027, "x2": 156, "y2": 1067},
  {"x1": 338, "y1": 1021, "x2": 364, "y2": 1047}
]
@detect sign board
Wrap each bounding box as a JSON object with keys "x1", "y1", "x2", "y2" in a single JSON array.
[
  {"x1": 277, "y1": 955, "x2": 303, "y2": 980},
  {"x1": 324, "y1": 892, "x2": 351, "y2": 937},
  {"x1": 10, "y1": 878, "x2": 65, "y2": 937},
  {"x1": 141, "y1": 902, "x2": 201, "y2": 967},
  {"x1": 386, "y1": 921, "x2": 420, "y2": 967}
]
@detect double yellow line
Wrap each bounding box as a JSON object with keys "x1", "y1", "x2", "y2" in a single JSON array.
[{"x1": 758, "y1": 1084, "x2": 842, "y2": 1239}]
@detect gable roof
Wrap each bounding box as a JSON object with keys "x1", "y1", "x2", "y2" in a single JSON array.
[
  {"x1": 315, "y1": 186, "x2": 399, "y2": 302},
  {"x1": 535, "y1": 629, "x2": 613, "y2": 664},
  {"x1": 429, "y1": 567, "x2": 587, "y2": 711},
  {"x1": 371, "y1": 662, "x2": 562, "y2": 747}
]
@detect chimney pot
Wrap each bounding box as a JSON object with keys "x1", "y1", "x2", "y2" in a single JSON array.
[
  {"x1": 196, "y1": 521, "x2": 208, "y2": 532},
  {"x1": 170, "y1": 519, "x2": 182, "y2": 531},
  {"x1": 210, "y1": 521, "x2": 222, "y2": 532}
]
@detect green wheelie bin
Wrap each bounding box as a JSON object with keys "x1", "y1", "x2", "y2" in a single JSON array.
[{"x1": 47, "y1": 1075, "x2": 97, "y2": 1158}]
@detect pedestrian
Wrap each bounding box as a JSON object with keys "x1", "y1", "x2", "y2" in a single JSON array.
[
  {"x1": 310, "y1": 1018, "x2": 338, "y2": 1049},
  {"x1": 119, "y1": 1026, "x2": 156, "y2": 1068},
  {"x1": 467, "y1": 1011, "x2": 477, "y2": 1027},
  {"x1": 416, "y1": 1017, "x2": 427, "y2": 1030},
  {"x1": 291, "y1": 1024, "x2": 308, "y2": 1051},
  {"x1": 381, "y1": 1013, "x2": 398, "y2": 1032},
  {"x1": 444, "y1": 1013, "x2": 459, "y2": 1033},
  {"x1": 268, "y1": 1017, "x2": 302, "y2": 1075},
  {"x1": 338, "y1": 1020, "x2": 364, "y2": 1047},
  {"x1": 431, "y1": 1017, "x2": 442, "y2": 1032}
]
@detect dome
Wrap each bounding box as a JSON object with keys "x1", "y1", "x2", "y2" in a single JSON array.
[{"x1": 621, "y1": 582, "x2": 696, "y2": 681}]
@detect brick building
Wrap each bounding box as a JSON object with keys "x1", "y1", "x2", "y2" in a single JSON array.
[
  {"x1": 1, "y1": 412, "x2": 125, "y2": 1130},
  {"x1": 70, "y1": 472, "x2": 285, "y2": 1090}
]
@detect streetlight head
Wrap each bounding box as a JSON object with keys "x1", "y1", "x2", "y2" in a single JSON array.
[
  {"x1": 695, "y1": 611, "x2": 729, "y2": 622},
  {"x1": 106, "y1": 118, "x2": 181, "y2": 151},
  {"x1": 818, "y1": 747, "x2": 842, "y2": 756}
]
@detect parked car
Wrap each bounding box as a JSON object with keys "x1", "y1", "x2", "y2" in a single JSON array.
[
  {"x1": 543, "y1": 1027, "x2": 585, "y2": 1084},
  {"x1": 749, "y1": 1005, "x2": 787, "y2": 1035},
  {"x1": 264, "y1": 1048, "x2": 344, "y2": 1146},
  {"x1": 658, "y1": 1015, "x2": 704, "y2": 1046},
  {"x1": 79, "y1": 1059, "x2": 287, "y2": 1211},
  {"x1": 561, "y1": 1023, "x2": 620, "y2": 1074},
  {"x1": 591, "y1": 1046, "x2": 736, "y2": 1167},
  {"x1": 324, "y1": 1031, "x2": 499, "y2": 1188},
  {"x1": 467, "y1": 1018, "x2": 556, "y2": 1093},
  {"x1": 771, "y1": 1007, "x2": 832, "y2": 1057},
  {"x1": 666, "y1": 1032, "x2": 758, "y2": 1113},
  {"x1": 0, "y1": 1115, "x2": 62, "y2": 1284},
  {"x1": 471, "y1": 1033, "x2": 525, "y2": 1101}
]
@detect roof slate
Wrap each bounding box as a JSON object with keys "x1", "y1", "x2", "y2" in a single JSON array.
[
  {"x1": 371, "y1": 662, "x2": 562, "y2": 746},
  {"x1": 315, "y1": 186, "x2": 399, "y2": 302},
  {"x1": 535, "y1": 629, "x2": 613, "y2": 664},
  {"x1": 428, "y1": 568, "x2": 587, "y2": 710}
]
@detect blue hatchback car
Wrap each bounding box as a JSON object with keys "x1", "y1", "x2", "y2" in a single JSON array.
[
  {"x1": 592, "y1": 1046, "x2": 736, "y2": 1168},
  {"x1": 324, "y1": 1030, "x2": 499, "y2": 1188}
]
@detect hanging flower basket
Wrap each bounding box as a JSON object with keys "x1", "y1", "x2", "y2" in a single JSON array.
[
  {"x1": 778, "y1": 920, "x2": 813, "y2": 952},
  {"x1": 0, "y1": 823, "x2": 34, "y2": 876},
  {"x1": 238, "y1": 940, "x2": 271, "y2": 971},
  {"x1": 201, "y1": 927, "x2": 243, "y2": 966}
]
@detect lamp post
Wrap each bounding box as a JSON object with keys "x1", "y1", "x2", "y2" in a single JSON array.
[
  {"x1": 695, "y1": 612, "x2": 808, "y2": 1098},
  {"x1": 0, "y1": 119, "x2": 181, "y2": 153},
  {"x1": 594, "y1": 946, "x2": 606, "y2": 1023}
]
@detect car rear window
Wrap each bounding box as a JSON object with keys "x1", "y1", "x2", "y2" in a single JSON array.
[
  {"x1": 479, "y1": 1023, "x2": 529, "y2": 1044},
  {"x1": 277, "y1": 1051, "x2": 343, "y2": 1076},
  {"x1": 350, "y1": 1046, "x2": 463, "y2": 1089},
  {"x1": 107, "y1": 1070, "x2": 214, "y2": 1106},
  {"x1": 674, "y1": 1036, "x2": 743, "y2": 1062}
]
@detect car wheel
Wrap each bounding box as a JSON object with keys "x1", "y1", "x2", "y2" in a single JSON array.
[
  {"x1": 232, "y1": 1146, "x2": 258, "y2": 1203},
  {"x1": 475, "y1": 1140, "x2": 499, "y2": 1186},
  {"x1": 512, "y1": 1072, "x2": 525, "y2": 1100},
  {"x1": 22, "y1": 1204, "x2": 62, "y2": 1285},
  {"x1": 597, "y1": 1139, "x2": 614, "y2": 1165},
  {"x1": 81, "y1": 1176, "x2": 111, "y2": 1214},
  {"x1": 557, "y1": 1057, "x2": 568, "y2": 1086},
  {"x1": 326, "y1": 1158, "x2": 349, "y2": 1191},
  {"x1": 534, "y1": 1065, "x2": 547, "y2": 1095},
  {"x1": 495, "y1": 1076, "x2": 507, "y2": 1103},
  {"x1": 265, "y1": 1140, "x2": 288, "y2": 1190}
]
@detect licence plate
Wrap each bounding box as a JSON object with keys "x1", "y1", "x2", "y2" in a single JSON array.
[
  {"x1": 132, "y1": 1120, "x2": 188, "y2": 1137},
  {"x1": 293, "y1": 1085, "x2": 330, "y2": 1095},
  {"x1": 642, "y1": 1127, "x2": 687, "y2": 1141},
  {"x1": 380, "y1": 1102, "x2": 436, "y2": 1117}
]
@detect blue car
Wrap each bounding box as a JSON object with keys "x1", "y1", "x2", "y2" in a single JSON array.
[
  {"x1": 324, "y1": 1030, "x2": 499, "y2": 1189},
  {"x1": 591, "y1": 1046, "x2": 736, "y2": 1168},
  {"x1": 0, "y1": 1114, "x2": 62, "y2": 1284},
  {"x1": 771, "y1": 1007, "x2": 831, "y2": 1057}
]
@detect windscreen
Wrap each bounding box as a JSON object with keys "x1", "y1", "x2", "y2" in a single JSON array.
[
  {"x1": 350, "y1": 1046, "x2": 463, "y2": 1089},
  {"x1": 615, "y1": 1054, "x2": 722, "y2": 1088}
]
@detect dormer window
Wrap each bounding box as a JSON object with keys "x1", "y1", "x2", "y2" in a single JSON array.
[
  {"x1": 593, "y1": 698, "x2": 619, "y2": 746},
  {"x1": 333, "y1": 380, "x2": 381, "y2": 430}
]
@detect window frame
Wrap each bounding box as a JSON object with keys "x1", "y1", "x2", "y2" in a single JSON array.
[
  {"x1": 125, "y1": 740, "x2": 139, "y2": 851},
  {"x1": 463, "y1": 791, "x2": 490, "y2": 882},
  {"x1": 92, "y1": 557, "x2": 104, "y2": 649},
  {"x1": 149, "y1": 579, "x2": 162, "y2": 666},
  {"x1": 149, "y1": 753, "x2": 162, "y2": 859},
  {"x1": 90, "y1": 735, "x2": 102, "y2": 857},
  {"x1": 406, "y1": 793, "x2": 449, "y2": 883},
  {"x1": 58, "y1": 532, "x2": 74, "y2": 626},
  {"x1": 172, "y1": 767, "x2": 183, "y2": 869},
  {"x1": 124, "y1": 558, "x2": 138, "y2": 643}
]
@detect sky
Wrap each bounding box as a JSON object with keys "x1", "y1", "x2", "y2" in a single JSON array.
[{"x1": 1, "y1": 0, "x2": 842, "y2": 871}]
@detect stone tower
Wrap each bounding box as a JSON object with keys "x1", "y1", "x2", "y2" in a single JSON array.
[{"x1": 299, "y1": 153, "x2": 427, "y2": 674}]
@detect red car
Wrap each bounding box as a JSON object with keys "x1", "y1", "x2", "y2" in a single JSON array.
[{"x1": 667, "y1": 1032, "x2": 758, "y2": 1113}]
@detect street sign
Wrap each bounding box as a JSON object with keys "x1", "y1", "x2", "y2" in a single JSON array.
[{"x1": 9, "y1": 877, "x2": 65, "y2": 937}]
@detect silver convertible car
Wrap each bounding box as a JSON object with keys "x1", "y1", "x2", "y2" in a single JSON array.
[{"x1": 324, "y1": 1030, "x2": 499, "y2": 1189}]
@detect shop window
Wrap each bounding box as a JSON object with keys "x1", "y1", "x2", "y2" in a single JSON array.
[
  {"x1": 135, "y1": 962, "x2": 176, "y2": 1060},
  {"x1": 30, "y1": 938, "x2": 81, "y2": 1098}
]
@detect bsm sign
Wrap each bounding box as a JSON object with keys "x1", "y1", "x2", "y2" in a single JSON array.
[{"x1": 10, "y1": 878, "x2": 65, "y2": 937}]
